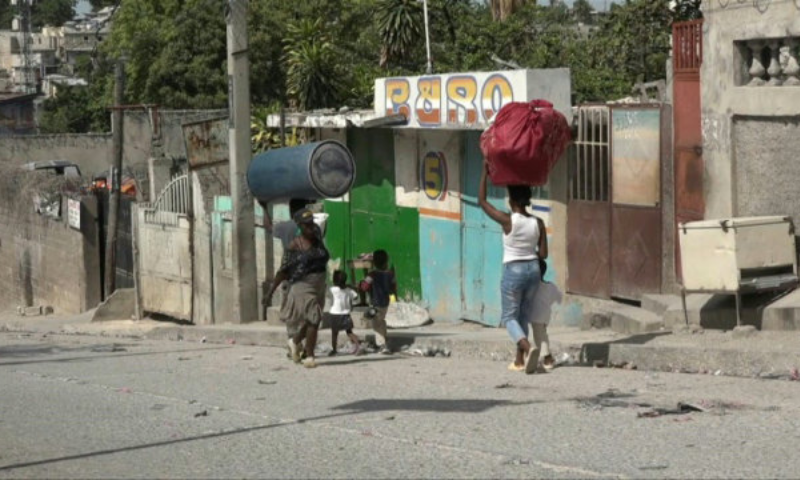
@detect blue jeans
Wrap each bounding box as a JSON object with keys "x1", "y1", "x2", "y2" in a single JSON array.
[{"x1": 500, "y1": 260, "x2": 541, "y2": 344}]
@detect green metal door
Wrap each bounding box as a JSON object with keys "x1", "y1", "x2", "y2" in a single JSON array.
[{"x1": 348, "y1": 129, "x2": 421, "y2": 299}]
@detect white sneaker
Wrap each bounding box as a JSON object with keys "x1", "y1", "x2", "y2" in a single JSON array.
[
  {"x1": 524, "y1": 347, "x2": 540, "y2": 374},
  {"x1": 302, "y1": 357, "x2": 317, "y2": 368},
  {"x1": 287, "y1": 339, "x2": 301, "y2": 363}
]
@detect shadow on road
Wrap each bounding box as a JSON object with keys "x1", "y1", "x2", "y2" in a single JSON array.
[
  {"x1": 0, "y1": 344, "x2": 232, "y2": 367},
  {"x1": 0, "y1": 397, "x2": 531, "y2": 472},
  {"x1": 332, "y1": 398, "x2": 530, "y2": 414},
  {"x1": 580, "y1": 331, "x2": 673, "y2": 366}
]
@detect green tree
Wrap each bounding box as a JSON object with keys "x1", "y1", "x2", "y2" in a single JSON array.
[
  {"x1": 672, "y1": 0, "x2": 702, "y2": 21},
  {"x1": 89, "y1": 0, "x2": 118, "y2": 11},
  {"x1": 31, "y1": 0, "x2": 76, "y2": 28},
  {"x1": 39, "y1": 85, "x2": 93, "y2": 133},
  {"x1": 377, "y1": 0, "x2": 423, "y2": 68},
  {"x1": 283, "y1": 18, "x2": 344, "y2": 110},
  {"x1": 572, "y1": 0, "x2": 594, "y2": 24},
  {"x1": 0, "y1": 0, "x2": 12, "y2": 30},
  {"x1": 143, "y1": 0, "x2": 227, "y2": 108},
  {"x1": 592, "y1": 0, "x2": 672, "y2": 85}
]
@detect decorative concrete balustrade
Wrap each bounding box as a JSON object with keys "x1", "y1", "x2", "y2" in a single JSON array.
[{"x1": 743, "y1": 37, "x2": 800, "y2": 86}]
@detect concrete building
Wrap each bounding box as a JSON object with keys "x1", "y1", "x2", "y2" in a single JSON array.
[
  {"x1": 700, "y1": 1, "x2": 800, "y2": 227},
  {"x1": 257, "y1": 69, "x2": 573, "y2": 326},
  {"x1": 0, "y1": 92, "x2": 36, "y2": 136}
]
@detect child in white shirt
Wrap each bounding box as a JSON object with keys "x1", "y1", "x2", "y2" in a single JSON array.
[{"x1": 327, "y1": 270, "x2": 363, "y2": 356}]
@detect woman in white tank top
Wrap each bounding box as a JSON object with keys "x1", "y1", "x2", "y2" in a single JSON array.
[{"x1": 479, "y1": 161, "x2": 548, "y2": 374}]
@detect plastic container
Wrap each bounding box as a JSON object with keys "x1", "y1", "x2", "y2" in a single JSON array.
[{"x1": 247, "y1": 140, "x2": 356, "y2": 202}]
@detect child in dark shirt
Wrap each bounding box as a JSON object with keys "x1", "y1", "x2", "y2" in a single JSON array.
[{"x1": 360, "y1": 249, "x2": 397, "y2": 355}]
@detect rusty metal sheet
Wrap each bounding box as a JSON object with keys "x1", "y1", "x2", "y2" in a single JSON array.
[
  {"x1": 672, "y1": 20, "x2": 703, "y2": 74},
  {"x1": 567, "y1": 201, "x2": 611, "y2": 298},
  {"x1": 611, "y1": 206, "x2": 662, "y2": 300},
  {"x1": 182, "y1": 116, "x2": 229, "y2": 169},
  {"x1": 672, "y1": 20, "x2": 704, "y2": 281}
]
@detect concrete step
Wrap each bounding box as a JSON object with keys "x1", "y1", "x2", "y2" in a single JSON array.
[
  {"x1": 568, "y1": 295, "x2": 664, "y2": 335},
  {"x1": 763, "y1": 289, "x2": 800, "y2": 330},
  {"x1": 641, "y1": 294, "x2": 681, "y2": 317},
  {"x1": 664, "y1": 292, "x2": 790, "y2": 330}
]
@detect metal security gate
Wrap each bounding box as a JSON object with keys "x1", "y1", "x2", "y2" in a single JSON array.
[
  {"x1": 609, "y1": 106, "x2": 663, "y2": 299},
  {"x1": 567, "y1": 106, "x2": 611, "y2": 298},
  {"x1": 673, "y1": 20, "x2": 705, "y2": 280},
  {"x1": 568, "y1": 105, "x2": 664, "y2": 300},
  {"x1": 135, "y1": 174, "x2": 193, "y2": 320}
]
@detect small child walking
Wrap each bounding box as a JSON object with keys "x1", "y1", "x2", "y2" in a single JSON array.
[
  {"x1": 361, "y1": 249, "x2": 397, "y2": 355},
  {"x1": 327, "y1": 270, "x2": 363, "y2": 356}
]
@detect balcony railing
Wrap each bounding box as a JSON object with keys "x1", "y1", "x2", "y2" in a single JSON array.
[{"x1": 740, "y1": 37, "x2": 800, "y2": 87}]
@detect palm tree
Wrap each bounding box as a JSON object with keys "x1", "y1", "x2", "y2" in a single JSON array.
[
  {"x1": 377, "y1": 0, "x2": 423, "y2": 68},
  {"x1": 283, "y1": 18, "x2": 344, "y2": 110}
]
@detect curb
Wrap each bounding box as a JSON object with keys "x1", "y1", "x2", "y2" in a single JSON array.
[{"x1": 3, "y1": 320, "x2": 800, "y2": 381}]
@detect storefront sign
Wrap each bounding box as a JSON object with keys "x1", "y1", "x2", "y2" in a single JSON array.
[
  {"x1": 376, "y1": 70, "x2": 533, "y2": 129},
  {"x1": 420, "y1": 151, "x2": 448, "y2": 200}
]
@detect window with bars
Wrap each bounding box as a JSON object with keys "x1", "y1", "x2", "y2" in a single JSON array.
[{"x1": 570, "y1": 106, "x2": 610, "y2": 202}]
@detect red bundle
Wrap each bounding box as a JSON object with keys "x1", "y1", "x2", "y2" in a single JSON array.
[{"x1": 480, "y1": 100, "x2": 572, "y2": 187}]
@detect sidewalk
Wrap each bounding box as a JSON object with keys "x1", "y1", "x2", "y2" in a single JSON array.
[{"x1": 2, "y1": 309, "x2": 800, "y2": 380}]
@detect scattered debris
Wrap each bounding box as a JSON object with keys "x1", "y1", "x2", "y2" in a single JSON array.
[
  {"x1": 495, "y1": 382, "x2": 513, "y2": 389},
  {"x1": 255, "y1": 397, "x2": 266, "y2": 401},
  {"x1": 178, "y1": 357, "x2": 191, "y2": 361},
  {"x1": 791, "y1": 368, "x2": 800, "y2": 381},
  {"x1": 200, "y1": 336, "x2": 207, "y2": 344},
  {"x1": 403, "y1": 345, "x2": 451, "y2": 358},
  {"x1": 194, "y1": 410, "x2": 208, "y2": 418},
  {"x1": 384, "y1": 415, "x2": 396, "y2": 421},
  {"x1": 226, "y1": 339, "x2": 236, "y2": 345},
  {"x1": 188, "y1": 399, "x2": 198, "y2": 405},
  {"x1": 637, "y1": 402, "x2": 707, "y2": 419},
  {"x1": 118, "y1": 387, "x2": 132, "y2": 394},
  {"x1": 257, "y1": 380, "x2": 277, "y2": 385},
  {"x1": 151, "y1": 404, "x2": 167, "y2": 411},
  {"x1": 554, "y1": 352, "x2": 574, "y2": 366},
  {"x1": 241, "y1": 355, "x2": 254, "y2": 361}
]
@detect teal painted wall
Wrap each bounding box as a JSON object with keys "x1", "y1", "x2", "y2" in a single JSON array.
[{"x1": 419, "y1": 215, "x2": 462, "y2": 322}]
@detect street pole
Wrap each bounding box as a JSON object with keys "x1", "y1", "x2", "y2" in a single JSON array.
[
  {"x1": 226, "y1": 0, "x2": 259, "y2": 324},
  {"x1": 422, "y1": 0, "x2": 433, "y2": 74},
  {"x1": 104, "y1": 58, "x2": 124, "y2": 299}
]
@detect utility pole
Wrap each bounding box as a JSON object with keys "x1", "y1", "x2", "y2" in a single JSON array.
[
  {"x1": 226, "y1": 0, "x2": 259, "y2": 324},
  {"x1": 104, "y1": 59, "x2": 125, "y2": 298},
  {"x1": 422, "y1": 0, "x2": 433, "y2": 74}
]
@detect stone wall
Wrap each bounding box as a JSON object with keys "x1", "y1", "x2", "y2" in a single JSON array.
[
  {"x1": 0, "y1": 173, "x2": 102, "y2": 314},
  {"x1": 734, "y1": 116, "x2": 800, "y2": 223},
  {"x1": 0, "y1": 134, "x2": 113, "y2": 175}
]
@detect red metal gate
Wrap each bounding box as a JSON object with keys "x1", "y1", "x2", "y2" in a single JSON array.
[
  {"x1": 568, "y1": 105, "x2": 664, "y2": 300},
  {"x1": 568, "y1": 106, "x2": 611, "y2": 298},
  {"x1": 673, "y1": 20, "x2": 704, "y2": 280}
]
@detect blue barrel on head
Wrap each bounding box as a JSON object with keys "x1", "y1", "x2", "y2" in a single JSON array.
[{"x1": 247, "y1": 140, "x2": 356, "y2": 202}]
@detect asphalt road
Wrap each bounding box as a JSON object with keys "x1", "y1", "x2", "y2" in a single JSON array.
[{"x1": 1, "y1": 331, "x2": 799, "y2": 479}]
